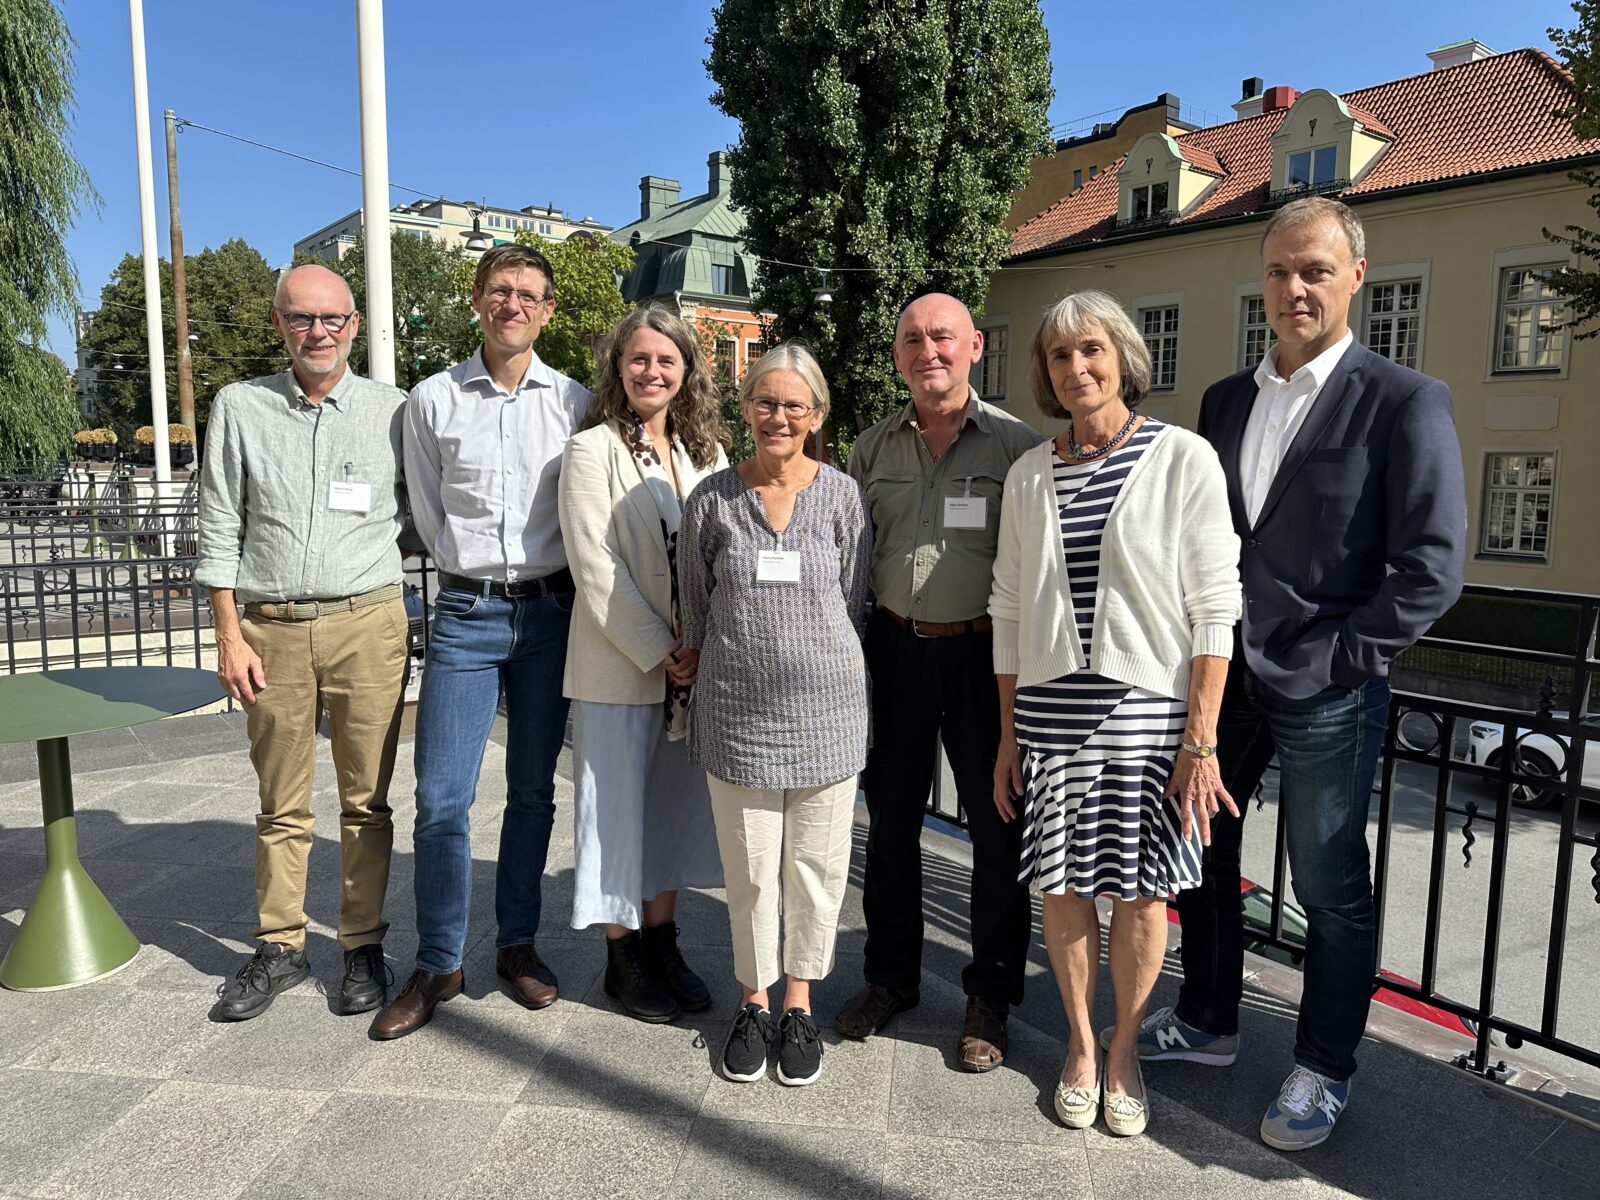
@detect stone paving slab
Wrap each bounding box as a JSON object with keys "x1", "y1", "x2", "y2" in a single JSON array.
[{"x1": 0, "y1": 715, "x2": 1597, "y2": 1199}]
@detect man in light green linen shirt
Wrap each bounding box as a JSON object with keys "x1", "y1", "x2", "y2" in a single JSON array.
[
  {"x1": 196, "y1": 264, "x2": 410, "y2": 1024},
  {"x1": 837, "y1": 292, "x2": 1044, "y2": 1072}
]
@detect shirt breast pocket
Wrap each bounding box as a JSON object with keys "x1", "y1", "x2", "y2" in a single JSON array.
[{"x1": 863, "y1": 472, "x2": 919, "y2": 546}]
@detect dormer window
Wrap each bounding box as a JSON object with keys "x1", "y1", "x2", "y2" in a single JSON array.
[
  {"x1": 1286, "y1": 146, "x2": 1337, "y2": 190},
  {"x1": 1130, "y1": 183, "x2": 1169, "y2": 222}
]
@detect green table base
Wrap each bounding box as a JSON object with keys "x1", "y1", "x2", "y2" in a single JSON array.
[{"x1": 0, "y1": 738, "x2": 139, "y2": 990}]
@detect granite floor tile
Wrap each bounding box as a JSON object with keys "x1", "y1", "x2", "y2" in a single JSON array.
[
  {"x1": 0, "y1": 1069, "x2": 156, "y2": 1194},
  {"x1": 35, "y1": 1080, "x2": 327, "y2": 1200},
  {"x1": 180, "y1": 992, "x2": 378, "y2": 1091},
  {"x1": 881, "y1": 1133, "x2": 1092, "y2": 1200},
  {"x1": 0, "y1": 982, "x2": 130, "y2": 1069},
  {"x1": 1528, "y1": 1117, "x2": 1600, "y2": 1182},
  {"x1": 701, "y1": 1019, "x2": 896, "y2": 1130},
  {"x1": 519, "y1": 1007, "x2": 717, "y2": 1118},
  {"x1": 14, "y1": 986, "x2": 222, "y2": 1079},
  {"x1": 448, "y1": 1105, "x2": 691, "y2": 1200},
  {"x1": 887, "y1": 1021, "x2": 1071, "y2": 1147},
  {"x1": 235, "y1": 1093, "x2": 509, "y2": 1200},
  {"x1": 666, "y1": 1117, "x2": 887, "y2": 1200}
]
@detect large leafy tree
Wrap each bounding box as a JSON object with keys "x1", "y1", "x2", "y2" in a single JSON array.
[
  {"x1": 0, "y1": 0, "x2": 98, "y2": 471},
  {"x1": 707, "y1": 0, "x2": 1052, "y2": 452},
  {"x1": 80, "y1": 240, "x2": 282, "y2": 441},
  {"x1": 1546, "y1": 1, "x2": 1600, "y2": 339},
  {"x1": 514, "y1": 231, "x2": 634, "y2": 387},
  {"x1": 322, "y1": 232, "x2": 479, "y2": 391}
]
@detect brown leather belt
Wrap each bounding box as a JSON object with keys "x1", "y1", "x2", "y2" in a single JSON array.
[
  {"x1": 437, "y1": 568, "x2": 575, "y2": 598},
  {"x1": 878, "y1": 606, "x2": 993, "y2": 638},
  {"x1": 246, "y1": 584, "x2": 402, "y2": 622}
]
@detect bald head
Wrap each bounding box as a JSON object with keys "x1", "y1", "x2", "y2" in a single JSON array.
[
  {"x1": 893, "y1": 292, "x2": 983, "y2": 408},
  {"x1": 274, "y1": 263, "x2": 356, "y2": 312}
]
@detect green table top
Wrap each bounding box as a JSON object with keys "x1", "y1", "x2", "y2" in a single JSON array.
[{"x1": 0, "y1": 667, "x2": 226, "y2": 745}]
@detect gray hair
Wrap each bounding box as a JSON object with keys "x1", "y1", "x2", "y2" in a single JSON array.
[
  {"x1": 1029, "y1": 291, "x2": 1152, "y2": 416},
  {"x1": 1261, "y1": 196, "x2": 1366, "y2": 263},
  {"x1": 739, "y1": 340, "x2": 831, "y2": 419}
]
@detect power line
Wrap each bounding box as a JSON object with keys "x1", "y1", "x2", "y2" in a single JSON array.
[
  {"x1": 94, "y1": 297, "x2": 277, "y2": 331},
  {"x1": 173, "y1": 118, "x2": 439, "y2": 201}
]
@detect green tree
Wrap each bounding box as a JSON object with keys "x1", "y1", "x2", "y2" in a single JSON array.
[
  {"x1": 707, "y1": 0, "x2": 1052, "y2": 454},
  {"x1": 513, "y1": 231, "x2": 634, "y2": 387},
  {"x1": 322, "y1": 233, "x2": 479, "y2": 391},
  {"x1": 0, "y1": 0, "x2": 99, "y2": 471},
  {"x1": 1546, "y1": 0, "x2": 1600, "y2": 339},
  {"x1": 80, "y1": 240, "x2": 281, "y2": 441}
]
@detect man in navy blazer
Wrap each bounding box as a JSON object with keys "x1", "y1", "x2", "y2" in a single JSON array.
[{"x1": 1128, "y1": 197, "x2": 1466, "y2": 1151}]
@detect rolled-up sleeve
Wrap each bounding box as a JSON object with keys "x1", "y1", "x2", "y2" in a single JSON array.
[{"x1": 194, "y1": 387, "x2": 244, "y2": 591}]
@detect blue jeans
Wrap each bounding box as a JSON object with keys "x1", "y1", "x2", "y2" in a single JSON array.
[
  {"x1": 411, "y1": 587, "x2": 572, "y2": 975},
  {"x1": 1173, "y1": 664, "x2": 1390, "y2": 1081}
]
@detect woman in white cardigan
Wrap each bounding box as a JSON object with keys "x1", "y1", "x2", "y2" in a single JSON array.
[
  {"x1": 990, "y1": 291, "x2": 1241, "y2": 1138},
  {"x1": 559, "y1": 303, "x2": 728, "y2": 1024}
]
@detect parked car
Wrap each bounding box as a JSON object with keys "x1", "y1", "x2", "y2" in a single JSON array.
[
  {"x1": 1465, "y1": 715, "x2": 1598, "y2": 809},
  {"x1": 1167, "y1": 878, "x2": 1479, "y2": 1039}
]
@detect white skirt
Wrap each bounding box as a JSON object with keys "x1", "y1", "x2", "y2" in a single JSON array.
[{"x1": 569, "y1": 699, "x2": 724, "y2": 929}]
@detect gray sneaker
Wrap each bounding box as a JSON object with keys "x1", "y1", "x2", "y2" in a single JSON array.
[
  {"x1": 1260, "y1": 1066, "x2": 1350, "y2": 1151},
  {"x1": 1097, "y1": 1005, "x2": 1239, "y2": 1064}
]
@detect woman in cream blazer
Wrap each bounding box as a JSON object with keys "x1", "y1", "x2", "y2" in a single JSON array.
[{"x1": 559, "y1": 302, "x2": 728, "y2": 1024}]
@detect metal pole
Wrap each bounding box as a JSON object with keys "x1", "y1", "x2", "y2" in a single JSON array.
[
  {"x1": 356, "y1": 0, "x2": 396, "y2": 385},
  {"x1": 128, "y1": 0, "x2": 170, "y2": 488},
  {"x1": 164, "y1": 109, "x2": 196, "y2": 450}
]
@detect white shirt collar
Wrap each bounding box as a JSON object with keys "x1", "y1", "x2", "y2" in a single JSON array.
[
  {"x1": 1254, "y1": 329, "x2": 1354, "y2": 390},
  {"x1": 462, "y1": 345, "x2": 551, "y2": 394}
]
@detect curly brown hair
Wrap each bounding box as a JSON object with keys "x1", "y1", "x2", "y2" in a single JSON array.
[{"x1": 582, "y1": 303, "x2": 726, "y2": 469}]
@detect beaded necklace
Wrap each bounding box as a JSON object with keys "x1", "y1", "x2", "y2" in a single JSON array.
[{"x1": 1062, "y1": 408, "x2": 1137, "y2": 461}]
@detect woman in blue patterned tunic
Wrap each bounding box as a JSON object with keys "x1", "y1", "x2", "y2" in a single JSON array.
[{"x1": 990, "y1": 292, "x2": 1241, "y2": 1137}]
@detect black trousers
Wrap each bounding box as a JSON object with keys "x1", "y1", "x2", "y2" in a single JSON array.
[{"x1": 859, "y1": 610, "x2": 1032, "y2": 1005}]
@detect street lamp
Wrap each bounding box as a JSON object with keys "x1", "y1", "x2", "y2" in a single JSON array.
[{"x1": 460, "y1": 206, "x2": 490, "y2": 253}]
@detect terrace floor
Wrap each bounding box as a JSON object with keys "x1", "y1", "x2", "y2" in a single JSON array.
[{"x1": 1, "y1": 714, "x2": 1596, "y2": 1200}]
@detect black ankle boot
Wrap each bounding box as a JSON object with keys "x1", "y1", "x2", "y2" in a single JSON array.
[
  {"x1": 640, "y1": 921, "x2": 712, "y2": 1012},
  {"x1": 604, "y1": 931, "x2": 682, "y2": 1023}
]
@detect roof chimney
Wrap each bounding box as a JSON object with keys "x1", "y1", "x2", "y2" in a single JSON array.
[
  {"x1": 1262, "y1": 86, "x2": 1298, "y2": 113},
  {"x1": 1232, "y1": 76, "x2": 1266, "y2": 119},
  {"x1": 639, "y1": 175, "x2": 680, "y2": 220},
  {"x1": 708, "y1": 151, "x2": 732, "y2": 195},
  {"x1": 1427, "y1": 39, "x2": 1495, "y2": 71}
]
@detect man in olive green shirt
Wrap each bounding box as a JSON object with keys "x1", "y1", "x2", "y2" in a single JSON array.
[
  {"x1": 196, "y1": 264, "x2": 410, "y2": 1023},
  {"x1": 838, "y1": 293, "x2": 1044, "y2": 1070}
]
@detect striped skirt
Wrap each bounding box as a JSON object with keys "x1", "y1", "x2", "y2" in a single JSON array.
[{"x1": 1014, "y1": 672, "x2": 1201, "y2": 900}]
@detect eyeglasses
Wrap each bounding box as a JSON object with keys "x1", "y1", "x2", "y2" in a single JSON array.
[
  {"x1": 485, "y1": 286, "x2": 552, "y2": 309},
  {"x1": 277, "y1": 310, "x2": 355, "y2": 334},
  {"x1": 748, "y1": 398, "x2": 816, "y2": 419}
]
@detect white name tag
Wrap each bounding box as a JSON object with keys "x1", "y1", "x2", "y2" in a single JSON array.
[
  {"x1": 944, "y1": 496, "x2": 987, "y2": 529},
  {"x1": 328, "y1": 481, "x2": 372, "y2": 513},
  {"x1": 755, "y1": 550, "x2": 802, "y2": 582}
]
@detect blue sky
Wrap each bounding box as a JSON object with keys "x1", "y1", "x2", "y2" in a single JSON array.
[{"x1": 49, "y1": 0, "x2": 1576, "y2": 358}]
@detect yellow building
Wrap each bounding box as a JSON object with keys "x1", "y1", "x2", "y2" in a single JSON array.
[
  {"x1": 293, "y1": 198, "x2": 611, "y2": 263},
  {"x1": 979, "y1": 43, "x2": 1600, "y2": 593}
]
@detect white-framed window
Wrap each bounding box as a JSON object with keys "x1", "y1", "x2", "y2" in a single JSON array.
[
  {"x1": 1129, "y1": 182, "x2": 1169, "y2": 222},
  {"x1": 975, "y1": 326, "x2": 1008, "y2": 400},
  {"x1": 1138, "y1": 304, "x2": 1180, "y2": 391},
  {"x1": 1286, "y1": 145, "x2": 1338, "y2": 189},
  {"x1": 540, "y1": 222, "x2": 552, "y2": 235},
  {"x1": 1480, "y1": 452, "x2": 1555, "y2": 561},
  {"x1": 716, "y1": 337, "x2": 739, "y2": 381},
  {"x1": 1495, "y1": 264, "x2": 1566, "y2": 373},
  {"x1": 1236, "y1": 292, "x2": 1276, "y2": 371},
  {"x1": 1366, "y1": 280, "x2": 1422, "y2": 368}
]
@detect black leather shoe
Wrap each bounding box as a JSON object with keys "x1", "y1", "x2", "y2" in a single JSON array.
[
  {"x1": 640, "y1": 921, "x2": 712, "y2": 1012},
  {"x1": 340, "y1": 944, "x2": 387, "y2": 1015},
  {"x1": 604, "y1": 931, "x2": 681, "y2": 1023},
  {"x1": 217, "y1": 943, "x2": 310, "y2": 1021}
]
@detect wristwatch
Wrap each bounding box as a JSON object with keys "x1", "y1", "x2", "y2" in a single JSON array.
[{"x1": 1181, "y1": 741, "x2": 1216, "y2": 758}]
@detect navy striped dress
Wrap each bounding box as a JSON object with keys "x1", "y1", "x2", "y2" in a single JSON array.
[{"x1": 1013, "y1": 422, "x2": 1202, "y2": 900}]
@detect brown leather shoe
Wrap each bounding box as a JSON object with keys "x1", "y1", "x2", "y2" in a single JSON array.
[
  {"x1": 369, "y1": 968, "x2": 463, "y2": 1040},
  {"x1": 958, "y1": 996, "x2": 1009, "y2": 1072},
  {"x1": 834, "y1": 983, "x2": 919, "y2": 1040},
  {"x1": 496, "y1": 943, "x2": 558, "y2": 1009}
]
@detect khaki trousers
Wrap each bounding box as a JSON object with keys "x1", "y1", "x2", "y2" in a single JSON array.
[
  {"x1": 240, "y1": 596, "x2": 408, "y2": 951},
  {"x1": 706, "y1": 774, "x2": 858, "y2": 992}
]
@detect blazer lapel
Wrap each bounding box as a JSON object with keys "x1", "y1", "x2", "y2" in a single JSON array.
[
  {"x1": 613, "y1": 427, "x2": 672, "y2": 565},
  {"x1": 1252, "y1": 343, "x2": 1365, "y2": 530}
]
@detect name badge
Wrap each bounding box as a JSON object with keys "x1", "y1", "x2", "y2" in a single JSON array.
[
  {"x1": 328, "y1": 481, "x2": 372, "y2": 513},
  {"x1": 944, "y1": 496, "x2": 986, "y2": 529},
  {"x1": 755, "y1": 550, "x2": 802, "y2": 583}
]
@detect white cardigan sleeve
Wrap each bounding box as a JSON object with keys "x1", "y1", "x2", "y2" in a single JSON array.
[
  {"x1": 1175, "y1": 438, "x2": 1243, "y2": 660},
  {"x1": 989, "y1": 458, "x2": 1028, "y2": 676}
]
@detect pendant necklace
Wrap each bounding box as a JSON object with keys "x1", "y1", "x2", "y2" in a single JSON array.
[{"x1": 1063, "y1": 409, "x2": 1137, "y2": 461}]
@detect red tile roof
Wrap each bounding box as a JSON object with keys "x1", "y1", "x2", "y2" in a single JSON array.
[{"x1": 1011, "y1": 49, "x2": 1600, "y2": 259}]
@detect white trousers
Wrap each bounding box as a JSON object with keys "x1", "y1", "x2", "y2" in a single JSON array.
[{"x1": 706, "y1": 774, "x2": 858, "y2": 992}]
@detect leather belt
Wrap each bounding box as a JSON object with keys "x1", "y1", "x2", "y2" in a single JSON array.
[
  {"x1": 878, "y1": 606, "x2": 993, "y2": 638},
  {"x1": 246, "y1": 584, "x2": 402, "y2": 622},
  {"x1": 437, "y1": 568, "x2": 575, "y2": 599}
]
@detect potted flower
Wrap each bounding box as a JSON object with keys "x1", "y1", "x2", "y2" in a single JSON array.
[
  {"x1": 134, "y1": 425, "x2": 157, "y2": 465},
  {"x1": 84, "y1": 428, "x2": 118, "y2": 461},
  {"x1": 167, "y1": 423, "x2": 196, "y2": 469},
  {"x1": 72, "y1": 429, "x2": 96, "y2": 460}
]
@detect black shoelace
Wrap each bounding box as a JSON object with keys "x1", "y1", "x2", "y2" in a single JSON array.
[{"x1": 781, "y1": 1009, "x2": 819, "y2": 1046}]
